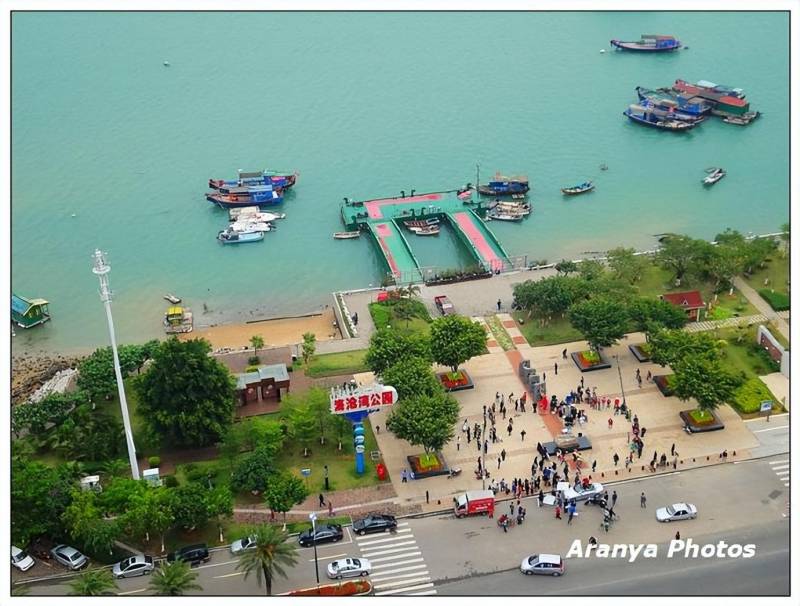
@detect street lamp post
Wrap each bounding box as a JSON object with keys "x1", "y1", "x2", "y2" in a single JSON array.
[
  {"x1": 613, "y1": 354, "x2": 627, "y2": 408},
  {"x1": 91, "y1": 250, "x2": 140, "y2": 480},
  {"x1": 309, "y1": 512, "x2": 320, "y2": 587}
]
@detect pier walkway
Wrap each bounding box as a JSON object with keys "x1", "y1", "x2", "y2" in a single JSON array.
[
  {"x1": 368, "y1": 221, "x2": 422, "y2": 282},
  {"x1": 448, "y1": 210, "x2": 509, "y2": 272}
]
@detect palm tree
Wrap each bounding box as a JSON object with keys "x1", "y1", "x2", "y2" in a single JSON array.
[
  {"x1": 100, "y1": 458, "x2": 130, "y2": 479},
  {"x1": 68, "y1": 568, "x2": 118, "y2": 596},
  {"x1": 236, "y1": 524, "x2": 299, "y2": 596},
  {"x1": 148, "y1": 560, "x2": 201, "y2": 596},
  {"x1": 250, "y1": 335, "x2": 265, "y2": 360}
]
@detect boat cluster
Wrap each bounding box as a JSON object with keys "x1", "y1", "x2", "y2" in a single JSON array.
[
  {"x1": 624, "y1": 80, "x2": 760, "y2": 132},
  {"x1": 205, "y1": 169, "x2": 296, "y2": 244},
  {"x1": 475, "y1": 174, "x2": 534, "y2": 222}
]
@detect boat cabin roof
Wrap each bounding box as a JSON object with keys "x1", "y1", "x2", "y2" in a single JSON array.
[{"x1": 11, "y1": 294, "x2": 49, "y2": 315}]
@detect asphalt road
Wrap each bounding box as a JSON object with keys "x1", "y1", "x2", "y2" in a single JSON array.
[{"x1": 23, "y1": 454, "x2": 790, "y2": 596}]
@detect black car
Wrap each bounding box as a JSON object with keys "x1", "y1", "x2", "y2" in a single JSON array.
[
  {"x1": 166, "y1": 544, "x2": 210, "y2": 567},
  {"x1": 298, "y1": 524, "x2": 344, "y2": 547},
  {"x1": 352, "y1": 514, "x2": 397, "y2": 536}
]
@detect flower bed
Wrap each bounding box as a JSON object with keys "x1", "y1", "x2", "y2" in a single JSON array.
[
  {"x1": 628, "y1": 343, "x2": 651, "y2": 363},
  {"x1": 437, "y1": 369, "x2": 474, "y2": 392},
  {"x1": 653, "y1": 374, "x2": 675, "y2": 397},
  {"x1": 731, "y1": 377, "x2": 783, "y2": 415},
  {"x1": 570, "y1": 350, "x2": 611, "y2": 372},
  {"x1": 285, "y1": 579, "x2": 372, "y2": 596},
  {"x1": 407, "y1": 452, "x2": 450, "y2": 479},
  {"x1": 679, "y1": 409, "x2": 725, "y2": 433}
]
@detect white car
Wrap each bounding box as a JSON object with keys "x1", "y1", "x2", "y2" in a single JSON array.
[
  {"x1": 112, "y1": 555, "x2": 155, "y2": 578},
  {"x1": 562, "y1": 482, "x2": 604, "y2": 502},
  {"x1": 656, "y1": 503, "x2": 698, "y2": 522},
  {"x1": 50, "y1": 544, "x2": 88, "y2": 570},
  {"x1": 11, "y1": 546, "x2": 35, "y2": 572},
  {"x1": 230, "y1": 535, "x2": 257, "y2": 555},
  {"x1": 520, "y1": 553, "x2": 565, "y2": 576},
  {"x1": 326, "y1": 557, "x2": 372, "y2": 579}
]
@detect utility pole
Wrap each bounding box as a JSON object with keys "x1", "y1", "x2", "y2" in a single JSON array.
[
  {"x1": 309, "y1": 512, "x2": 320, "y2": 587},
  {"x1": 92, "y1": 250, "x2": 140, "y2": 480},
  {"x1": 614, "y1": 354, "x2": 627, "y2": 408}
]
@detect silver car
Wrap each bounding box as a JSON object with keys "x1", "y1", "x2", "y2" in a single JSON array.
[
  {"x1": 562, "y1": 482, "x2": 604, "y2": 502},
  {"x1": 520, "y1": 553, "x2": 565, "y2": 576},
  {"x1": 112, "y1": 555, "x2": 155, "y2": 578},
  {"x1": 50, "y1": 544, "x2": 88, "y2": 570},
  {"x1": 656, "y1": 503, "x2": 698, "y2": 522},
  {"x1": 326, "y1": 557, "x2": 372, "y2": 579},
  {"x1": 11, "y1": 546, "x2": 35, "y2": 572},
  {"x1": 230, "y1": 535, "x2": 257, "y2": 555}
]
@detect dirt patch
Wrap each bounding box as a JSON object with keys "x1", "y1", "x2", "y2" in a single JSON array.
[{"x1": 11, "y1": 354, "x2": 83, "y2": 405}]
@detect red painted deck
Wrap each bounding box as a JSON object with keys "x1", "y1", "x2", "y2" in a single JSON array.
[
  {"x1": 451, "y1": 212, "x2": 500, "y2": 263},
  {"x1": 364, "y1": 193, "x2": 444, "y2": 219},
  {"x1": 374, "y1": 223, "x2": 399, "y2": 274}
]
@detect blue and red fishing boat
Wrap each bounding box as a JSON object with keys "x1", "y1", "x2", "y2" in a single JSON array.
[
  {"x1": 635, "y1": 86, "x2": 712, "y2": 116},
  {"x1": 206, "y1": 184, "x2": 284, "y2": 209},
  {"x1": 611, "y1": 34, "x2": 681, "y2": 52},
  {"x1": 477, "y1": 173, "x2": 530, "y2": 196},
  {"x1": 208, "y1": 169, "x2": 298, "y2": 191},
  {"x1": 623, "y1": 105, "x2": 696, "y2": 131}
]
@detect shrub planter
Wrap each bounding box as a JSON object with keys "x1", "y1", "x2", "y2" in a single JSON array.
[
  {"x1": 284, "y1": 579, "x2": 372, "y2": 596},
  {"x1": 424, "y1": 271, "x2": 492, "y2": 286},
  {"x1": 679, "y1": 409, "x2": 725, "y2": 433},
  {"x1": 406, "y1": 452, "x2": 450, "y2": 479},
  {"x1": 437, "y1": 369, "x2": 475, "y2": 392},
  {"x1": 653, "y1": 374, "x2": 675, "y2": 397},
  {"x1": 570, "y1": 350, "x2": 612, "y2": 372},
  {"x1": 628, "y1": 344, "x2": 651, "y2": 363}
]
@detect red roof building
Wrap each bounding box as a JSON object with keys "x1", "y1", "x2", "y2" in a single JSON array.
[{"x1": 660, "y1": 290, "x2": 706, "y2": 322}]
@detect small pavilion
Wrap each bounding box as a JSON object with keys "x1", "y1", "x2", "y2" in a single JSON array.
[
  {"x1": 234, "y1": 364, "x2": 291, "y2": 411},
  {"x1": 660, "y1": 290, "x2": 706, "y2": 322}
]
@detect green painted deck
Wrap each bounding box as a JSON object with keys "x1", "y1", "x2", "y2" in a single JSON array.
[{"x1": 340, "y1": 189, "x2": 512, "y2": 282}]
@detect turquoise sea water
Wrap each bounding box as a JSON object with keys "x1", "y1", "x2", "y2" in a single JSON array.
[{"x1": 11, "y1": 11, "x2": 789, "y2": 354}]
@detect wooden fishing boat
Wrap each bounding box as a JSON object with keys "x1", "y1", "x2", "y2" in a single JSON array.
[
  {"x1": 611, "y1": 34, "x2": 681, "y2": 52},
  {"x1": 489, "y1": 200, "x2": 532, "y2": 215},
  {"x1": 217, "y1": 228, "x2": 265, "y2": 244},
  {"x1": 723, "y1": 111, "x2": 760, "y2": 126},
  {"x1": 206, "y1": 185, "x2": 284, "y2": 209},
  {"x1": 561, "y1": 182, "x2": 595, "y2": 196},
  {"x1": 403, "y1": 218, "x2": 440, "y2": 229},
  {"x1": 333, "y1": 231, "x2": 361, "y2": 239},
  {"x1": 702, "y1": 167, "x2": 726, "y2": 186},
  {"x1": 209, "y1": 169, "x2": 297, "y2": 191},
  {"x1": 228, "y1": 207, "x2": 286, "y2": 221},
  {"x1": 164, "y1": 294, "x2": 181, "y2": 304},
  {"x1": 477, "y1": 173, "x2": 530, "y2": 196},
  {"x1": 485, "y1": 210, "x2": 524, "y2": 222},
  {"x1": 623, "y1": 105, "x2": 696, "y2": 131},
  {"x1": 410, "y1": 225, "x2": 440, "y2": 236}
]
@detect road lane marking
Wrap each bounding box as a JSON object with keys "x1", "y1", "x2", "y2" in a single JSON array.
[
  {"x1": 195, "y1": 560, "x2": 238, "y2": 571},
  {"x1": 117, "y1": 588, "x2": 148, "y2": 595},
  {"x1": 754, "y1": 426, "x2": 789, "y2": 433},
  {"x1": 769, "y1": 460, "x2": 790, "y2": 465},
  {"x1": 371, "y1": 557, "x2": 424, "y2": 569},
  {"x1": 746, "y1": 413, "x2": 789, "y2": 422},
  {"x1": 373, "y1": 575, "x2": 431, "y2": 590},
  {"x1": 374, "y1": 582, "x2": 435, "y2": 595},
  {"x1": 355, "y1": 529, "x2": 413, "y2": 545},
  {"x1": 358, "y1": 546, "x2": 420, "y2": 559},
  {"x1": 360, "y1": 542, "x2": 418, "y2": 555},
  {"x1": 368, "y1": 551, "x2": 422, "y2": 564},
  {"x1": 368, "y1": 564, "x2": 428, "y2": 578},
  {"x1": 771, "y1": 464, "x2": 790, "y2": 470},
  {"x1": 369, "y1": 568, "x2": 430, "y2": 581},
  {"x1": 609, "y1": 472, "x2": 680, "y2": 486},
  {"x1": 213, "y1": 571, "x2": 245, "y2": 579},
  {"x1": 307, "y1": 552, "x2": 347, "y2": 562}
]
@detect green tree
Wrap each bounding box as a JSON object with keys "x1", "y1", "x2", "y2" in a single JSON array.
[
  {"x1": 301, "y1": 388, "x2": 333, "y2": 445},
  {"x1": 207, "y1": 485, "x2": 234, "y2": 543},
  {"x1": 705, "y1": 245, "x2": 743, "y2": 291},
  {"x1": 149, "y1": 560, "x2": 201, "y2": 596},
  {"x1": 385, "y1": 392, "x2": 460, "y2": 460},
  {"x1": 330, "y1": 413, "x2": 352, "y2": 451},
  {"x1": 231, "y1": 446, "x2": 278, "y2": 494},
  {"x1": 11, "y1": 459, "x2": 75, "y2": 545},
  {"x1": 380, "y1": 357, "x2": 442, "y2": 401},
  {"x1": 656, "y1": 235, "x2": 711, "y2": 285},
  {"x1": 288, "y1": 403, "x2": 317, "y2": 457},
  {"x1": 554, "y1": 259, "x2": 578, "y2": 275},
  {"x1": 607, "y1": 247, "x2": 649, "y2": 284},
  {"x1": 220, "y1": 418, "x2": 284, "y2": 467},
  {"x1": 301, "y1": 332, "x2": 317, "y2": 365},
  {"x1": 62, "y1": 489, "x2": 120, "y2": 556},
  {"x1": 513, "y1": 276, "x2": 589, "y2": 324},
  {"x1": 672, "y1": 356, "x2": 742, "y2": 412},
  {"x1": 54, "y1": 404, "x2": 123, "y2": 462},
  {"x1": 135, "y1": 337, "x2": 235, "y2": 448},
  {"x1": 123, "y1": 486, "x2": 174, "y2": 553},
  {"x1": 648, "y1": 329, "x2": 722, "y2": 367},
  {"x1": 780, "y1": 222, "x2": 789, "y2": 258},
  {"x1": 742, "y1": 236, "x2": 778, "y2": 274},
  {"x1": 11, "y1": 391, "x2": 82, "y2": 437},
  {"x1": 576, "y1": 259, "x2": 605, "y2": 281},
  {"x1": 250, "y1": 335, "x2": 265, "y2": 359},
  {"x1": 393, "y1": 298, "x2": 416, "y2": 329},
  {"x1": 264, "y1": 471, "x2": 309, "y2": 526},
  {"x1": 77, "y1": 347, "x2": 117, "y2": 403},
  {"x1": 627, "y1": 297, "x2": 687, "y2": 334},
  {"x1": 365, "y1": 329, "x2": 431, "y2": 375},
  {"x1": 429, "y1": 315, "x2": 486, "y2": 374},
  {"x1": 68, "y1": 568, "x2": 118, "y2": 596},
  {"x1": 168, "y1": 483, "x2": 214, "y2": 531},
  {"x1": 236, "y1": 524, "x2": 299, "y2": 596},
  {"x1": 568, "y1": 297, "x2": 629, "y2": 352}
]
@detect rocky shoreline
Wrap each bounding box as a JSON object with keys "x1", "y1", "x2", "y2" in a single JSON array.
[{"x1": 11, "y1": 354, "x2": 83, "y2": 405}]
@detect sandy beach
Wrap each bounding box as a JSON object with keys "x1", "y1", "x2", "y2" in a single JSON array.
[{"x1": 182, "y1": 309, "x2": 341, "y2": 351}]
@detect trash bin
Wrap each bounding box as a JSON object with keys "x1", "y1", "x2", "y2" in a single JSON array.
[{"x1": 376, "y1": 463, "x2": 387, "y2": 481}]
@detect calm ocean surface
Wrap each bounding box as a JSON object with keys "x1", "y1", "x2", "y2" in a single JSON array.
[{"x1": 11, "y1": 11, "x2": 789, "y2": 354}]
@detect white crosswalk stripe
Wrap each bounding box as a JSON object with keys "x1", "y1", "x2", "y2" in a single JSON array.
[
  {"x1": 769, "y1": 460, "x2": 790, "y2": 487},
  {"x1": 356, "y1": 523, "x2": 437, "y2": 595}
]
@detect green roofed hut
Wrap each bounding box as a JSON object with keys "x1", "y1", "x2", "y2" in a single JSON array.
[
  {"x1": 234, "y1": 363, "x2": 291, "y2": 415},
  {"x1": 11, "y1": 294, "x2": 51, "y2": 328}
]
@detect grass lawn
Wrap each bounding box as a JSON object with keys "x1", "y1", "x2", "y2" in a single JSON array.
[
  {"x1": 512, "y1": 312, "x2": 584, "y2": 346},
  {"x1": 100, "y1": 376, "x2": 158, "y2": 456},
  {"x1": 368, "y1": 300, "x2": 431, "y2": 337},
  {"x1": 485, "y1": 315, "x2": 514, "y2": 350},
  {"x1": 743, "y1": 253, "x2": 789, "y2": 296},
  {"x1": 717, "y1": 327, "x2": 781, "y2": 380},
  {"x1": 301, "y1": 349, "x2": 369, "y2": 378}
]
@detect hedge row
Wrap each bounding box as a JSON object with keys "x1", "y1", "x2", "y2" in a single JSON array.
[
  {"x1": 731, "y1": 377, "x2": 777, "y2": 414},
  {"x1": 758, "y1": 289, "x2": 790, "y2": 312}
]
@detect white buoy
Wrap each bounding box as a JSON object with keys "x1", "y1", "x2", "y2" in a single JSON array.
[
  {"x1": 71, "y1": 213, "x2": 77, "y2": 217},
  {"x1": 600, "y1": 49, "x2": 606, "y2": 54},
  {"x1": 163, "y1": 60, "x2": 170, "y2": 66}
]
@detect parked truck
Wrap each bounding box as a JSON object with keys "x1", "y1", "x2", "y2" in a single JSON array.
[
  {"x1": 453, "y1": 490, "x2": 495, "y2": 518},
  {"x1": 434, "y1": 295, "x2": 455, "y2": 316}
]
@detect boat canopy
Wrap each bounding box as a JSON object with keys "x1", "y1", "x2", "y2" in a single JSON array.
[
  {"x1": 238, "y1": 170, "x2": 265, "y2": 179},
  {"x1": 166, "y1": 306, "x2": 184, "y2": 316}
]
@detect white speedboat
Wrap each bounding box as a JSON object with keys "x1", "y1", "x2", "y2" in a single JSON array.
[
  {"x1": 229, "y1": 206, "x2": 286, "y2": 222},
  {"x1": 702, "y1": 167, "x2": 726, "y2": 186},
  {"x1": 229, "y1": 220, "x2": 272, "y2": 233}
]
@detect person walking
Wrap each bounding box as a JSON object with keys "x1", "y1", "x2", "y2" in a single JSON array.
[
  {"x1": 592, "y1": 460, "x2": 597, "y2": 473},
  {"x1": 562, "y1": 348, "x2": 568, "y2": 359},
  {"x1": 501, "y1": 448, "x2": 507, "y2": 462},
  {"x1": 328, "y1": 501, "x2": 334, "y2": 516},
  {"x1": 466, "y1": 426, "x2": 471, "y2": 443},
  {"x1": 675, "y1": 531, "x2": 681, "y2": 541},
  {"x1": 555, "y1": 505, "x2": 562, "y2": 520},
  {"x1": 640, "y1": 492, "x2": 647, "y2": 508},
  {"x1": 497, "y1": 456, "x2": 502, "y2": 470},
  {"x1": 554, "y1": 361, "x2": 558, "y2": 375},
  {"x1": 538, "y1": 489, "x2": 544, "y2": 508},
  {"x1": 520, "y1": 429, "x2": 527, "y2": 441},
  {"x1": 483, "y1": 440, "x2": 488, "y2": 455},
  {"x1": 507, "y1": 422, "x2": 513, "y2": 437},
  {"x1": 612, "y1": 491, "x2": 618, "y2": 507},
  {"x1": 497, "y1": 298, "x2": 502, "y2": 311},
  {"x1": 319, "y1": 494, "x2": 326, "y2": 507},
  {"x1": 613, "y1": 453, "x2": 620, "y2": 467},
  {"x1": 670, "y1": 443, "x2": 676, "y2": 456},
  {"x1": 456, "y1": 435, "x2": 461, "y2": 451},
  {"x1": 647, "y1": 370, "x2": 652, "y2": 382},
  {"x1": 608, "y1": 418, "x2": 613, "y2": 430},
  {"x1": 567, "y1": 507, "x2": 575, "y2": 525}
]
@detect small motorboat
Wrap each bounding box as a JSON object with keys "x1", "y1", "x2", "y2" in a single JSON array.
[
  {"x1": 403, "y1": 218, "x2": 440, "y2": 229},
  {"x1": 164, "y1": 306, "x2": 193, "y2": 334},
  {"x1": 489, "y1": 200, "x2": 531, "y2": 215},
  {"x1": 703, "y1": 167, "x2": 726, "y2": 186},
  {"x1": 230, "y1": 220, "x2": 272, "y2": 233},
  {"x1": 164, "y1": 294, "x2": 181, "y2": 304},
  {"x1": 209, "y1": 170, "x2": 298, "y2": 191},
  {"x1": 477, "y1": 173, "x2": 530, "y2": 196},
  {"x1": 561, "y1": 181, "x2": 595, "y2": 196},
  {"x1": 723, "y1": 111, "x2": 760, "y2": 126},
  {"x1": 485, "y1": 210, "x2": 524, "y2": 222},
  {"x1": 217, "y1": 228, "x2": 265, "y2": 244},
  {"x1": 624, "y1": 105, "x2": 696, "y2": 131},
  {"x1": 610, "y1": 34, "x2": 681, "y2": 52},
  {"x1": 228, "y1": 207, "x2": 286, "y2": 222},
  {"x1": 411, "y1": 225, "x2": 440, "y2": 236},
  {"x1": 333, "y1": 231, "x2": 361, "y2": 239}
]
